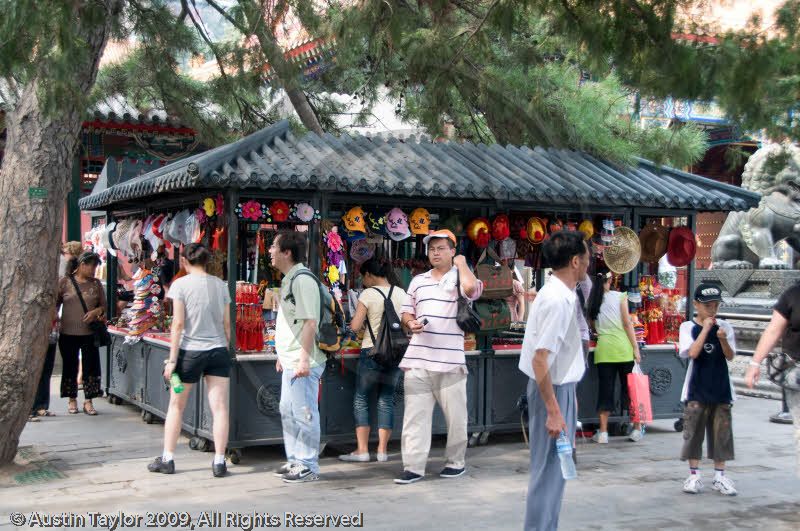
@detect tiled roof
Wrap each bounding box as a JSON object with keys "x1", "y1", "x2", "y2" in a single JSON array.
[{"x1": 79, "y1": 120, "x2": 761, "y2": 211}]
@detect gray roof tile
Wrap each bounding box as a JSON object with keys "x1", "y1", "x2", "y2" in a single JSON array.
[{"x1": 79, "y1": 120, "x2": 761, "y2": 211}]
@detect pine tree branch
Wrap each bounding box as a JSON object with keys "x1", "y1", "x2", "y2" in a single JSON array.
[
  {"x1": 203, "y1": 0, "x2": 252, "y2": 35},
  {"x1": 450, "y1": 0, "x2": 481, "y2": 18},
  {"x1": 436, "y1": 0, "x2": 500, "y2": 85}
]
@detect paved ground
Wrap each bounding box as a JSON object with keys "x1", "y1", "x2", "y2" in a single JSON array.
[{"x1": 1, "y1": 378, "x2": 799, "y2": 530}]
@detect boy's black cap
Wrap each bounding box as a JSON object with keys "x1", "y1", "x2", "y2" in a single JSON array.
[{"x1": 694, "y1": 283, "x2": 723, "y2": 303}]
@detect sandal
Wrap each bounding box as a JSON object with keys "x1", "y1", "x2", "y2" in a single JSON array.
[
  {"x1": 68, "y1": 400, "x2": 79, "y2": 414},
  {"x1": 83, "y1": 402, "x2": 98, "y2": 416},
  {"x1": 35, "y1": 409, "x2": 55, "y2": 417},
  {"x1": 28, "y1": 414, "x2": 40, "y2": 422}
]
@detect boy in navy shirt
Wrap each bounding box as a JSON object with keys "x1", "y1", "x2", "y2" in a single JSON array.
[{"x1": 678, "y1": 284, "x2": 737, "y2": 496}]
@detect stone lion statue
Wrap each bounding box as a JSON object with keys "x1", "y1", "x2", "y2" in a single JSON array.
[{"x1": 711, "y1": 142, "x2": 800, "y2": 269}]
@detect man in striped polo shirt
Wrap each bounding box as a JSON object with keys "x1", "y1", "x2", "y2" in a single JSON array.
[{"x1": 395, "y1": 229, "x2": 483, "y2": 484}]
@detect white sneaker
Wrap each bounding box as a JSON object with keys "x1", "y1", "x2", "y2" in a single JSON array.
[
  {"x1": 712, "y1": 475, "x2": 737, "y2": 496},
  {"x1": 683, "y1": 474, "x2": 703, "y2": 494},
  {"x1": 338, "y1": 452, "x2": 370, "y2": 462},
  {"x1": 592, "y1": 431, "x2": 609, "y2": 444},
  {"x1": 376, "y1": 453, "x2": 388, "y2": 462},
  {"x1": 628, "y1": 427, "x2": 644, "y2": 442}
]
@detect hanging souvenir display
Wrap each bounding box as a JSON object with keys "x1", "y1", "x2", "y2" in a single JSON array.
[
  {"x1": 409, "y1": 208, "x2": 431, "y2": 235},
  {"x1": 386, "y1": 208, "x2": 411, "y2": 241},
  {"x1": 578, "y1": 220, "x2": 594, "y2": 240},
  {"x1": 293, "y1": 202, "x2": 319, "y2": 223},
  {"x1": 203, "y1": 197, "x2": 216, "y2": 217},
  {"x1": 467, "y1": 217, "x2": 490, "y2": 248},
  {"x1": 236, "y1": 200, "x2": 266, "y2": 221},
  {"x1": 270, "y1": 200, "x2": 291, "y2": 222},
  {"x1": 324, "y1": 226, "x2": 344, "y2": 268},
  {"x1": 491, "y1": 215, "x2": 510, "y2": 241}
]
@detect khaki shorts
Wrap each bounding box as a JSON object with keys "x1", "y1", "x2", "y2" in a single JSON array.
[{"x1": 680, "y1": 401, "x2": 734, "y2": 462}]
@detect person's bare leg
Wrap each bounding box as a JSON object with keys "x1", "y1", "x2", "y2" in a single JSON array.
[
  {"x1": 205, "y1": 375, "x2": 230, "y2": 457},
  {"x1": 354, "y1": 426, "x2": 370, "y2": 454},
  {"x1": 377, "y1": 428, "x2": 392, "y2": 455},
  {"x1": 163, "y1": 383, "x2": 194, "y2": 453},
  {"x1": 599, "y1": 411, "x2": 610, "y2": 433}
]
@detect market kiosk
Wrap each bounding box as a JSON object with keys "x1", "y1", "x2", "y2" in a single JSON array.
[{"x1": 80, "y1": 120, "x2": 760, "y2": 459}]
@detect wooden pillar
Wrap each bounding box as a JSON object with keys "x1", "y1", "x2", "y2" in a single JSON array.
[
  {"x1": 226, "y1": 188, "x2": 239, "y2": 355},
  {"x1": 310, "y1": 192, "x2": 323, "y2": 276},
  {"x1": 105, "y1": 211, "x2": 117, "y2": 319}
]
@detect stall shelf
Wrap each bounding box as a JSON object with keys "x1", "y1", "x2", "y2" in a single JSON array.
[
  {"x1": 486, "y1": 344, "x2": 687, "y2": 436},
  {"x1": 80, "y1": 119, "x2": 760, "y2": 460}
]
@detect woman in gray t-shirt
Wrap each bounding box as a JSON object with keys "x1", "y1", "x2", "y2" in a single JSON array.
[{"x1": 148, "y1": 243, "x2": 232, "y2": 478}]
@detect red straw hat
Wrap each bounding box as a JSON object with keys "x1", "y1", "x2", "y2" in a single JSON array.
[{"x1": 666, "y1": 226, "x2": 696, "y2": 267}]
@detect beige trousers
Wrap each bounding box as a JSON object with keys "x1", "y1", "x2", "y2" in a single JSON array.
[{"x1": 401, "y1": 368, "x2": 468, "y2": 476}]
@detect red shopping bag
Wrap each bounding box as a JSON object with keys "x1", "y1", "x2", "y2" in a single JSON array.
[{"x1": 627, "y1": 364, "x2": 653, "y2": 423}]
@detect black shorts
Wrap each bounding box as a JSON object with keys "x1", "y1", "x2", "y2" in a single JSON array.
[
  {"x1": 176, "y1": 347, "x2": 231, "y2": 383},
  {"x1": 596, "y1": 361, "x2": 635, "y2": 413}
]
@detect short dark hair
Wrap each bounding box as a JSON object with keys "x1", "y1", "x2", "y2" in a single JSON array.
[
  {"x1": 541, "y1": 230, "x2": 587, "y2": 270},
  {"x1": 181, "y1": 243, "x2": 210, "y2": 266},
  {"x1": 276, "y1": 231, "x2": 307, "y2": 264},
  {"x1": 360, "y1": 258, "x2": 400, "y2": 286}
]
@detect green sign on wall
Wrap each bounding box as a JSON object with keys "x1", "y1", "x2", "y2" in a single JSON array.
[{"x1": 28, "y1": 187, "x2": 47, "y2": 199}]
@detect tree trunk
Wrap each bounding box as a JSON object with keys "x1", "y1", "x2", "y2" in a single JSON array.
[
  {"x1": 240, "y1": 4, "x2": 324, "y2": 135},
  {"x1": 0, "y1": 0, "x2": 123, "y2": 464}
]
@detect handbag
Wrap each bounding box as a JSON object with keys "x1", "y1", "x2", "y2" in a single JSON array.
[
  {"x1": 627, "y1": 363, "x2": 653, "y2": 423},
  {"x1": 69, "y1": 275, "x2": 110, "y2": 347},
  {"x1": 455, "y1": 270, "x2": 482, "y2": 334},
  {"x1": 474, "y1": 299, "x2": 511, "y2": 331},
  {"x1": 476, "y1": 247, "x2": 514, "y2": 300}
]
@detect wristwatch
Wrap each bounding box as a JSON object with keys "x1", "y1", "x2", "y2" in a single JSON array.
[{"x1": 749, "y1": 360, "x2": 761, "y2": 367}]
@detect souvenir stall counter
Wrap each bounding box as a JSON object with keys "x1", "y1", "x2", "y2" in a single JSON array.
[{"x1": 78, "y1": 120, "x2": 760, "y2": 457}]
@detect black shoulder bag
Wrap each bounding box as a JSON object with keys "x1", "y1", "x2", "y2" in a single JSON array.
[
  {"x1": 69, "y1": 275, "x2": 110, "y2": 347},
  {"x1": 365, "y1": 286, "x2": 410, "y2": 367},
  {"x1": 455, "y1": 270, "x2": 482, "y2": 334}
]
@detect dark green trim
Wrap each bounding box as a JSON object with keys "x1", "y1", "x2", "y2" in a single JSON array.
[{"x1": 66, "y1": 155, "x2": 81, "y2": 241}]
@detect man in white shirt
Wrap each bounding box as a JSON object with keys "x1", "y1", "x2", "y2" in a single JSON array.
[{"x1": 519, "y1": 230, "x2": 590, "y2": 531}]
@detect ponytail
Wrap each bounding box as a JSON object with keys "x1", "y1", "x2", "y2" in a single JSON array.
[
  {"x1": 361, "y1": 258, "x2": 400, "y2": 286},
  {"x1": 587, "y1": 268, "x2": 611, "y2": 321}
]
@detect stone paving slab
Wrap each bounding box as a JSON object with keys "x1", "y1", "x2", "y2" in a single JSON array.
[{"x1": 0, "y1": 380, "x2": 798, "y2": 530}]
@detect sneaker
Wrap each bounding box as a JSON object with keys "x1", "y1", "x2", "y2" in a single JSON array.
[
  {"x1": 712, "y1": 476, "x2": 737, "y2": 496},
  {"x1": 629, "y1": 427, "x2": 644, "y2": 442},
  {"x1": 440, "y1": 466, "x2": 466, "y2": 478},
  {"x1": 683, "y1": 474, "x2": 703, "y2": 494},
  {"x1": 338, "y1": 452, "x2": 370, "y2": 462},
  {"x1": 273, "y1": 462, "x2": 293, "y2": 478},
  {"x1": 592, "y1": 431, "x2": 609, "y2": 444},
  {"x1": 394, "y1": 470, "x2": 423, "y2": 484},
  {"x1": 282, "y1": 465, "x2": 319, "y2": 483},
  {"x1": 212, "y1": 461, "x2": 227, "y2": 477},
  {"x1": 376, "y1": 453, "x2": 388, "y2": 462},
  {"x1": 147, "y1": 457, "x2": 175, "y2": 474}
]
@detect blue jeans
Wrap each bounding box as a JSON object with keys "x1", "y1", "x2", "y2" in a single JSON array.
[
  {"x1": 353, "y1": 348, "x2": 402, "y2": 430},
  {"x1": 280, "y1": 364, "x2": 325, "y2": 474}
]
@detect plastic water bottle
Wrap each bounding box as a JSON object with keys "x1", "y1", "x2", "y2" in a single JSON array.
[
  {"x1": 169, "y1": 373, "x2": 184, "y2": 393},
  {"x1": 556, "y1": 430, "x2": 577, "y2": 480}
]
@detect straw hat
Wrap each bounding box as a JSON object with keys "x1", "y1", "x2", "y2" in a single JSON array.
[
  {"x1": 639, "y1": 221, "x2": 669, "y2": 263},
  {"x1": 666, "y1": 226, "x2": 697, "y2": 267},
  {"x1": 603, "y1": 226, "x2": 641, "y2": 275}
]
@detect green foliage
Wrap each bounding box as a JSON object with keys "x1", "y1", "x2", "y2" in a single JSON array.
[
  {"x1": 0, "y1": 0, "x2": 113, "y2": 114},
  {"x1": 524, "y1": 0, "x2": 800, "y2": 141},
  {"x1": 321, "y1": 0, "x2": 707, "y2": 167}
]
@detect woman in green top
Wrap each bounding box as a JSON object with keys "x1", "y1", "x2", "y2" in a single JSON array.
[{"x1": 587, "y1": 268, "x2": 643, "y2": 444}]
